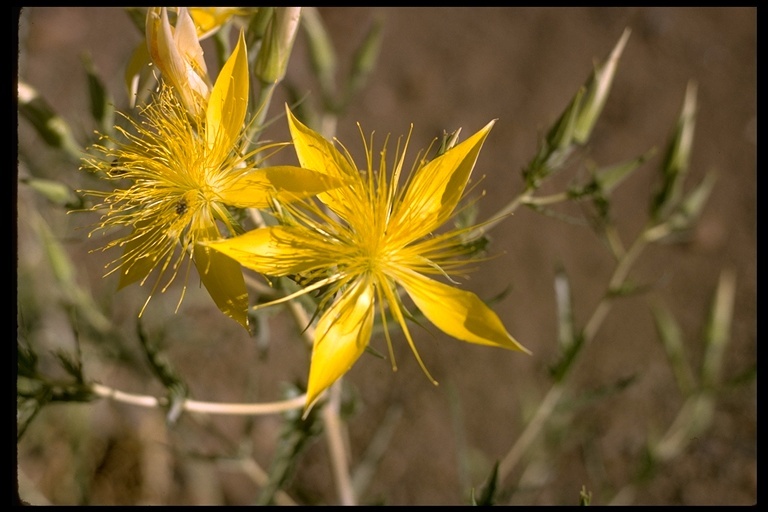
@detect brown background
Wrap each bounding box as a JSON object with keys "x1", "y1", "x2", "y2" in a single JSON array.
[{"x1": 17, "y1": 7, "x2": 756, "y2": 505}]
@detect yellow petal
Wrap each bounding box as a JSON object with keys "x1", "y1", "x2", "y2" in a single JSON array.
[
  {"x1": 204, "y1": 226, "x2": 328, "y2": 277},
  {"x1": 395, "y1": 120, "x2": 495, "y2": 238},
  {"x1": 284, "y1": 105, "x2": 360, "y2": 211},
  {"x1": 306, "y1": 278, "x2": 375, "y2": 410},
  {"x1": 216, "y1": 166, "x2": 344, "y2": 209},
  {"x1": 207, "y1": 30, "x2": 249, "y2": 153},
  {"x1": 397, "y1": 271, "x2": 530, "y2": 354},
  {"x1": 194, "y1": 241, "x2": 250, "y2": 329}
]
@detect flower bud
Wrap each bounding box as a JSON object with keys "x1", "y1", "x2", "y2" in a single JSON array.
[
  {"x1": 254, "y1": 7, "x2": 302, "y2": 85},
  {"x1": 146, "y1": 7, "x2": 211, "y2": 116}
]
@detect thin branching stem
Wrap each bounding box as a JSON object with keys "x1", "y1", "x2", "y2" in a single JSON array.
[
  {"x1": 468, "y1": 187, "x2": 534, "y2": 241},
  {"x1": 582, "y1": 232, "x2": 648, "y2": 342},
  {"x1": 496, "y1": 220, "x2": 663, "y2": 485}
]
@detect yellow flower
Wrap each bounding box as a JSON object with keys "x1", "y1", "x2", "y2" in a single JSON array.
[
  {"x1": 205, "y1": 106, "x2": 530, "y2": 410},
  {"x1": 84, "y1": 34, "x2": 339, "y2": 329}
]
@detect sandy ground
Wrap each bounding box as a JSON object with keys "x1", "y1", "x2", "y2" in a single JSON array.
[{"x1": 17, "y1": 7, "x2": 755, "y2": 505}]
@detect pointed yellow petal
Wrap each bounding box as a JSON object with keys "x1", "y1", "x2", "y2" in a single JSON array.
[
  {"x1": 204, "y1": 226, "x2": 329, "y2": 277},
  {"x1": 207, "y1": 30, "x2": 249, "y2": 152},
  {"x1": 284, "y1": 105, "x2": 360, "y2": 211},
  {"x1": 397, "y1": 271, "x2": 530, "y2": 353},
  {"x1": 305, "y1": 278, "x2": 375, "y2": 410},
  {"x1": 194, "y1": 240, "x2": 249, "y2": 329},
  {"x1": 194, "y1": 241, "x2": 250, "y2": 329},
  {"x1": 395, "y1": 120, "x2": 495, "y2": 237},
  {"x1": 216, "y1": 166, "x2": 344, "y2": 209}
]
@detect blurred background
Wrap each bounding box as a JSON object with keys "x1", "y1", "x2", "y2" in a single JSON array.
[{"x1": 17, "y1": 7, "x2": 755, "y2": 505}]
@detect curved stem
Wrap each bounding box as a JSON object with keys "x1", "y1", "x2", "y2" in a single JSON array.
[{"x1": 90, "y1": 383, "x2": 306, "y2": 415}]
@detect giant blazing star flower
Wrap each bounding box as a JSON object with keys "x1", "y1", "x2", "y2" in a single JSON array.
[
  {"x1": 83, "y1": 33, "x2": 338, "y2": 328},
  {"x1": 205, "y1": 107, "x2": 530, "y2": 410}
]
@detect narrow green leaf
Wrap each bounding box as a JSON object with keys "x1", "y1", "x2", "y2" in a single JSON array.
[
  {"x1": 525, "y1": 87, "x2": 584, "y2": 186},
  {"x1": 650, "y1": 300, "x2": 696, "y2": 396},
  {"x1": 554, "y1": 263, "x2": 575, "y2": 351},
  {"x1": 18, "y1": 81, "x2": 81, "y2": 159},
  {"x1": 651, "y1": 81, "x2": 697, "y2": 220},
  {"x1": 474, "y1": 461, "x2": 500, "y2": 506},
  {"x1": 701, "y1": 269, "x2": 736, "y2": 388},
  {"x1": 82, "y1": 53, "x2": 114, "y2": 132},
  {"x1": 573, "y1": 28, "x2": 631, "y2": 144},
  {"x1": 20, "y1": 177, "x2": 83, "y2": 209},
  {"x1": 593, "y1": 148, "x2": 656, "y2": 195},
  {"x1": 666, "y1": 170, "x2": 716, "y2": 233},
  {"x1": 341, "y1": 15, "x2": 383, "y2": 108},
  {"x1": 300, "y1": 7, "x2": 337, "y2": 99}
]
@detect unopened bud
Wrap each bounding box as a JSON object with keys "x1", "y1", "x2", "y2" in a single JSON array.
[{"x1": 254, "y1": 7, "x2": 302, "y2": 84}]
